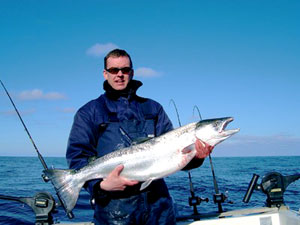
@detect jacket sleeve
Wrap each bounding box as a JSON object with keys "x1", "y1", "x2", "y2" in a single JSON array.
[
  {"x1": 66, "y1": 105, "x2": 101, "y2": 195},
  {"x1": 182, "y1": 157, "x2": 204, "y2": 170}
]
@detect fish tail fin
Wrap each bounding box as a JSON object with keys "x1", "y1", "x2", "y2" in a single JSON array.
[{"x1": 44, "y1": 169, "x2": 84, "y2": 214}]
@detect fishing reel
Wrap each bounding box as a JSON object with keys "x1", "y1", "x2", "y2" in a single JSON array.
[
  {"x1": 0, "y1": 192, "x2": 56, "y2": 225},
  {"x1": 243, "y1": 172, "x2": 300, "y2": 208},
  {"x1": 189, "y1": 195, "x2": 209, "y2": 211}
]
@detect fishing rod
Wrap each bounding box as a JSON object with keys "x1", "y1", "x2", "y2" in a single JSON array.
[
  {"x1": 193, "y1": 105, "x2": 226, "y2": 213},
  {"x1": 0, "y1": 80, "x2": 74, "y2": 219},
  {"x1": 169, "y1": 100, "x2": 208, "y2": 216},
  {"x1": 169, "y1": 99, "x2": 182, "y2": 127},
  {"x1": 0, "y1": 80, "x2": 48, "y2": 171}
]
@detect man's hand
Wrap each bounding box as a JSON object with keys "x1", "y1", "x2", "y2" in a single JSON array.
[
  {"x1": 195, "y1": 139, "x2": 214, "y2": 159},
  {"x1": 100, "y1": 164, "x2": 139, "y2": 191}
]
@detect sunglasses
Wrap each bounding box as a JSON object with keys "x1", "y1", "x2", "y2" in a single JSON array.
[{"x1": 105, "y1": 67, "x2": 133, "y2": 75}]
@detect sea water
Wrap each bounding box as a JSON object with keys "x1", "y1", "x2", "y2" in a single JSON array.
[{"x1": 0, "y1": 156, "x2": 299, "y2": 224}]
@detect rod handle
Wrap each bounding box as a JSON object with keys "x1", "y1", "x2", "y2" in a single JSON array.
[{"x1": 243, "y1": 174, "x2": 259, "y2": 203}]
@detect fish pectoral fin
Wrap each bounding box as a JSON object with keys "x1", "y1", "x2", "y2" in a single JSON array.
[
  {"x1": 182, "y1": 143, "x2": 195, "y2": 154},
  {"x1": 140, "y1": 178, "x2": 154, "y2": 191}
]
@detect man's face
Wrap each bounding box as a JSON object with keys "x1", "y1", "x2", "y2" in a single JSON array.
[{"x1": 103, "y1": 56, "x2": 133, "y2": 91}]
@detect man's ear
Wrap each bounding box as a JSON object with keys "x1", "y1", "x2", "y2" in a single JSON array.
[{"x1": 103, "y1": 69, "x2": 108, "y2": 80}]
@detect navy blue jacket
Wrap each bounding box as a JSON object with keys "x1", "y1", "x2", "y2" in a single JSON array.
[{"x1": 66, "y1": 80, "x2": 173, "y2": 196}]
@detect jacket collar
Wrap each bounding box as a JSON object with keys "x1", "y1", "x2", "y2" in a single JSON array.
[{"x1": 103, "y1": 79, "x2": 143, "y2": 100}]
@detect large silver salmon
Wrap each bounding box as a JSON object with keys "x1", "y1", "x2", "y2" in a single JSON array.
[{"x1": 44, "y1": 117, "x2": 239, "y2": 214}]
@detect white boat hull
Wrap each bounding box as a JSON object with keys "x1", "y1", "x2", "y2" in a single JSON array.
[{"x1": 179, "y1": 206, "x2": 300, "y2": 225}]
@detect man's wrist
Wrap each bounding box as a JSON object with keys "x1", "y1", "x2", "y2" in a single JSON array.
[
  {"x1": 99, "y1": 179, "x2": 107, "y2": 191},
  {"x1": 93, "y1": 180, "x2": 109, "y2": 199}
]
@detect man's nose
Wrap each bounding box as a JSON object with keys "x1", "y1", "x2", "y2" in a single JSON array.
[{"x1": 116, "y1": 70, "x2": 124, "y2": 76}]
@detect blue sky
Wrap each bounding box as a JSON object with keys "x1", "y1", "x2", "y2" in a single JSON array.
[{"x1": 0, "y1": 0, "x2": 299, "y2": 157}]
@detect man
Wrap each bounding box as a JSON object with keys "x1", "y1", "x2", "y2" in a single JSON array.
[{"x1": 66, "y1": 49, "x2": 213, "y2": 224}]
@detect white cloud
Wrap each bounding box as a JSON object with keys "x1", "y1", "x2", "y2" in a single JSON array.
[
  {"x1": 0, "y1": 108, "x2": 36, "y2": 116},
  {"x1": 86, "y1": 43, "x2": 119, "y2": 57},
  {"x1": 57, "y1": 107, "x2": 76, "y2": 113},
  {"x1": 135, "y1": 67, "x2": 161, "y2": 78},
  {"x1": 43, "y1": 92, "x2": 66, "y2": 100},
  {"x1": 18, "y1": 89, "x2": 67, "y2": 101}
]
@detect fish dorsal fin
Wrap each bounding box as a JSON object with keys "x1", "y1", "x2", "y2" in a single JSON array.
[{"x1": 140, "y1": 178, "x2": 154, "y2": 191}]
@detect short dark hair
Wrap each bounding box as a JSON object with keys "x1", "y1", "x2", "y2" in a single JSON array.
[{"x1": 104, "y1": 49, "x2": 133, "y2": 69}]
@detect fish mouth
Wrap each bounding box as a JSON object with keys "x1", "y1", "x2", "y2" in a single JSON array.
[{"x1": 221, "y1": 117, "x2": 240, "y2": 136}]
